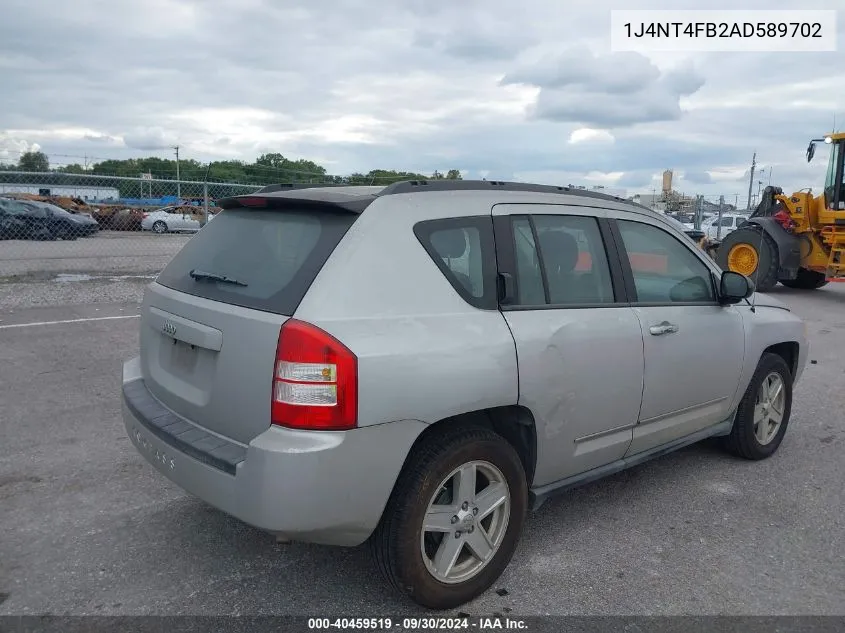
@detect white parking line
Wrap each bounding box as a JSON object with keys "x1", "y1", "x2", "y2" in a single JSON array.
[{"x1": 0, "y1": 315, "x2": 140, "y2": 330}]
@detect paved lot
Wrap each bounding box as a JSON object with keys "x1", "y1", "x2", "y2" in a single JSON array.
[
  {"x1": 0, "y1": 232, "x2": 189, "y2": 277},
  {"x1": 0, "y1": 256, "x2": 843, "y2": 615}
]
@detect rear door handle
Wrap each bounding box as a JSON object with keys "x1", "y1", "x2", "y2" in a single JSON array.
[{"x1": 649, "y1": 321, "x2": 679, "y2": 336}]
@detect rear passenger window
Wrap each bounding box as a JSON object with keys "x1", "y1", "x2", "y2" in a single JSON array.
[
  {"x1": 414, "y1": 217, "x2": 497, "y2": 310},
  {"x1": 617, "y1": 220, "x2": 715, "y2": 304},
  {"x1": 512, "y1": 218, "x2": 546, "y2": 305},
  {"x1": 510, "y1": 215, "x2": 615, "y2": 306}
]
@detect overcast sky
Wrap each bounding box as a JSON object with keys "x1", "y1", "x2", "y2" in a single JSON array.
[{"x1": 0, "y1": 0, "x2": 842, "y2": 202}]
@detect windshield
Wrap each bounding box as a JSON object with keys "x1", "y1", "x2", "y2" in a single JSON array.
[
  {"x1": 0, "y1": 199, "x2": 30, "y2": 216},
  {"x1": 22, "y1": 201, "x2": 72, "y2": 217},
  {"x1": 824, "y1": 142, "x2": 839, "y2": 193}
]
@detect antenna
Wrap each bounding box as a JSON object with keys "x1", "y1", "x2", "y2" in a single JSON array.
[{"x1": 748, "y1": 189, "x2": 767, "y2": 313}]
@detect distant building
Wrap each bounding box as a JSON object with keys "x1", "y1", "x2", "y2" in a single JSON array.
[
  {"x1": 588, "y1": 185, "x2": 627, "y2": 199},
  {"x1": 662, "y1": 170, "x2": 673, "y2": 194},
  {"x1": 571, "y1": 184, "x2": 628, "y2": 198},
  {"x1": 631, "y1": 193, "x2": 666, "y2": 212},
  {"x1": 0, "y1": 183, "x2": 120, "y2": 201}
]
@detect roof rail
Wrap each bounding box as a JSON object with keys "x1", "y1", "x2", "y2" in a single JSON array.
[
  {"x1": 377, "y1": 179, "x2": 634, "y2": 205},
  {"x1": 254, "y1": 183, "x2": 350, "y2": 194}
]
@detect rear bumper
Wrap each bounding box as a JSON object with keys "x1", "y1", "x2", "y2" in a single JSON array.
[{"x1": 121, "y1": 357, "x2": 426, "y2": 546}]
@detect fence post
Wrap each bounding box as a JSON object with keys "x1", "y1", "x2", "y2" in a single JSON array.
[
  {"x1": 694, "y1": 195, "x2": 702, "y2": 230},
  {"x1": 203, "y1": 182, "x2": 209, "y2": 225},
  {"x1": 716, "y1": 195, "x2": 725, "y2": 240}
]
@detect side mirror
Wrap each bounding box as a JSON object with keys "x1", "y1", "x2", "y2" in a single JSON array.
[
  {"x1": 719, "y1": 271, "x2": 754, "y2": 304},
  {"x1": 807, "y1": 141, "x2": 816, "y2": 163}
]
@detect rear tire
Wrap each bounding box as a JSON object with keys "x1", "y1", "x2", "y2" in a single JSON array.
[
  {"x1": 723, "y1": 353, "x2": 792, "y2": 460},
  {"x1": 780, "y1": 268, "x2": 828, "y2": 289},
  {"x1": 716, "y1": 226, "x2": 779, "y2": 292},
  {"x1": 370, "y1": 426, "x2": 528, "y2": 610},
  {"x1": 152, "y1": 220, "x2": 168, "y2": 234}
]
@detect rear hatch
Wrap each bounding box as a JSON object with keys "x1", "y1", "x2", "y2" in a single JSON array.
[{"x1": 140, "y1": 205, "x2": 357, "y2": 444}]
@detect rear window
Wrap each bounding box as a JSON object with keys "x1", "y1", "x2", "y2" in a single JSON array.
[
  {"x1": 156, "y1": 208, "x2": 356, "y2": 315},
  {"x1": 413, "y1": 216, "x2": 498, "y2": 310}
]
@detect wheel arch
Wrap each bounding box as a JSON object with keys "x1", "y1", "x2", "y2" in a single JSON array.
[
  {"x1": 763, "y1": 341, "x2": 800, "y2": 379},
  {"x1": 402, "y1": 406, "x2": 538, "y2": 488},
  {"x1": 730, "y1": 293, "x2": 806, "y2": 412}
]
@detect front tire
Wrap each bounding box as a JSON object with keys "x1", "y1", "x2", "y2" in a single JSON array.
[
  {"x1": 716, "y1": 227, "x2": 779, "y2": 292},
  {"x1": 371, "y1": 427, "x2": 528, "y2": 610},
  {"x1": 724, "y1": 353, "x2": 793, "y2": 460},
  {"x1": 780, "y1": 268, "x2": 828, "y2": 289}
]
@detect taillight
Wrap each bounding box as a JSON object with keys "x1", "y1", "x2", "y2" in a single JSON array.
[
  {"x1": 237, "y1": 197, "x2": 268, "y2": 208},
  {"x1": 271, "y1": 319, "x2": 358, "y2": 431},
  {"x1": 142, "y1": 213, "x2": 149, "y2": 219}
]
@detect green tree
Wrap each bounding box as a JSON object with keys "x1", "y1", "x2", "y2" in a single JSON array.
[
  {"x1": 255, "y1": 153, "x2": 327, "y2": 181},
  {"x1": 430, "y1": 169, "x2": 463, "y2": 180},
  {"x1": 18, "y1": 151, "x2": 49, "y2": 171},
  {"x1": 61, "y1": 163, "x2": 86, "y2": 174}
]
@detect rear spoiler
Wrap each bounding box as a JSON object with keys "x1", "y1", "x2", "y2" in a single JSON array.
[{"x1": 218, "y1": 192, "x2": 376, "y2": 214}]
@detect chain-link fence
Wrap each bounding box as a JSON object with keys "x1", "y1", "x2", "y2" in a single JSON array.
[
  {"x1": 0, "y1": 169, "x2": 747, "y2": 282},
  {"x1": 0, "y1": 171, "x2": 267, "y2": 279}
]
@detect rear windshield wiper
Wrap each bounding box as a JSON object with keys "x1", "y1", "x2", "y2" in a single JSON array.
[{"x1": 189, "y1": 269, "x2": 248, "y2": 287}]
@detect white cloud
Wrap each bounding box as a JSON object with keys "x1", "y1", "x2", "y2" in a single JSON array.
[
  {"x1": 502, "y1": 47, "x2": 705, "y2": 127},
  {"x1": 569, "y1": 129, "x2": 615, "y2": 144},
  {"x1": 0, "y1": 0, "x2": 842, "y2": 205},
  {"x1": 123, "y1": 127, "x2": 178, "y2": 151}
]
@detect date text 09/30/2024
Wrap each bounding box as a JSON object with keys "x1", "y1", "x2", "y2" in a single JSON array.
[{"x1": 307, "y1": 617, "x2": 528, "y2": 630}]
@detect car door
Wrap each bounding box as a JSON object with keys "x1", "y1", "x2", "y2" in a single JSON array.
[
  {"x1": 712, "y1": 216, "x2": 734, "y2": 239},
  {"x1": 24, "y1": 204, "x2": 49, "y2": 237},
  {"x1": 609, "y1": 213, "x2": 745, "y2": 455},
  {"x1": 167, "y1": 207, "x2": 186, "y2": 230},
  {"x1": 182, "y1": 208, "x2": 202, "y2": 232},
  {"x1": 492, "y1": 204, "x2": 645, "y2": 487}
]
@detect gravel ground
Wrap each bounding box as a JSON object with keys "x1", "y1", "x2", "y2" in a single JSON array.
[
  {"x1": 0, "y1": 231, "x2": 188, "y2": 277},
  {"x1": 0, "y1": 251, "x2": 843, "y2": 617},
  {"x1": 0, "y1": 274, "x2": 151, "y2": 312}
]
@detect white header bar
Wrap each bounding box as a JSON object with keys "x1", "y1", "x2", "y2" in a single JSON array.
[{"x1": 611, "y1": 10, "x2": 837, "y2": 52}]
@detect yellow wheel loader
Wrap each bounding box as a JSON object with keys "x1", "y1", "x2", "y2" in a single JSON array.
[{"x1": 716, "y1": 133, "x2": 845, "y2": 291}]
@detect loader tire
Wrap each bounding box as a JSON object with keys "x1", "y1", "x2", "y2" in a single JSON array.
[
  {"x1": 716, "y1": 226, "x2": 779, "y2": 292},
  {"x1": 779, "y1": 268, "x2": 828, "y2": 290}
]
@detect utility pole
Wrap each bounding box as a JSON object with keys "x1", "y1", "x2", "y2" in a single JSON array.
[
  {"x1": 173, "y1": 145, "x2": 181, "y2": 200},
  {"x1": 694, "y1": 195, "x2": 704, "y2": 230},
  {"x1": 716, "y1": 195, "x2": 725, "y2": 240},
  {"x1": 746, "y1": 152, "x2": 756, "y2": 211}
]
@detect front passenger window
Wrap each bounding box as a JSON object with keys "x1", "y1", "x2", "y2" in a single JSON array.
[{"x1": 617, "y1": 220, "x2": 715, "y2": 304}]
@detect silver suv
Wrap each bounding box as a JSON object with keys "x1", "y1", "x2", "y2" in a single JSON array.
[{"x1": 122, "y1": 180, "x2": 807, "y2": 609}]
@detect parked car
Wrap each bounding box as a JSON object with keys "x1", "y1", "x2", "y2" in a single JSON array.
[
  {"x1": 122, "y1": 181, "x2": 807, "y2": 610},
  {"x1": 141, "y1": 206, "x2": 213, "y2": 233},
  {"x1": 663, "y1": 213, "x2": 706, "y2": 241},
  {"x1": 0, "y1": 198, "x2": 31, "y2": 239},
  {"x1": 111, "y1": 208, "x2": 147, "y2": 231},
  {"x1": 700, "y1": 213, "x2": 751, "y2": 240},
  {"x1": 0, "y1": 198, "x2": 99, "y2": 239},
  {"x1": 680, "y1": 213, "x2": 714, "y2": 231}
]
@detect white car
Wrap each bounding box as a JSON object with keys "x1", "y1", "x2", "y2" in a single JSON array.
[
  {"x1": 680, "y1": 213, "x2": 714, "y2": 231},
  {"x1": 701, "y1": 214, "x2": 750, "y2": 240},
  {"x1": 141, "y1": 206, "x2": 209, "y2": 234}
]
